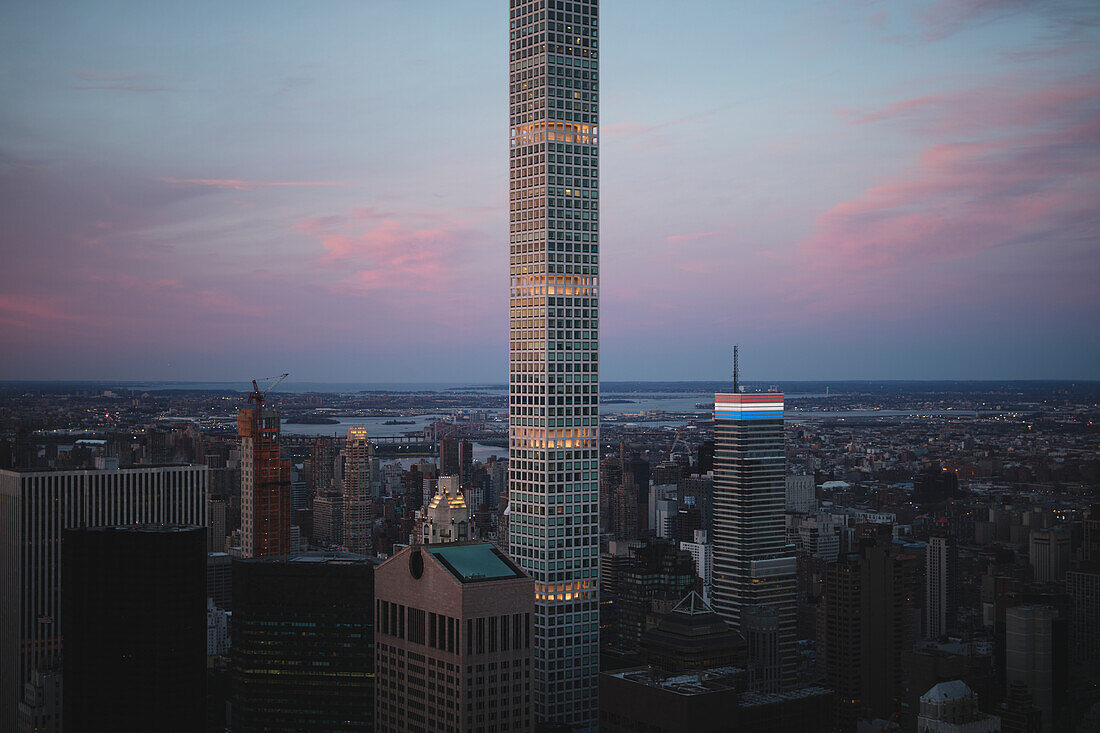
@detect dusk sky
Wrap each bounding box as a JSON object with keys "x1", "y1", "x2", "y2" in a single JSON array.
[{"x1": 2, "y1": 0, "x2": 1098, "y2": 383}]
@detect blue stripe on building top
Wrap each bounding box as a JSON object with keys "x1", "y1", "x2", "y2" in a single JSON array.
[{"x1": 714, "y1": 410, "x2": 784, "y2": 420}]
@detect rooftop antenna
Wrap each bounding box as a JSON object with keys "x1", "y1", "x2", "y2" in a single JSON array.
[{"x1": 732, "y1": 345, "x2": 740, "y2": 393}]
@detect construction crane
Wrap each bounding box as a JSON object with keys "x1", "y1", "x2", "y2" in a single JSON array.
[{"x1": 248, "y1": 373, "x2": 289, "y2": 407}]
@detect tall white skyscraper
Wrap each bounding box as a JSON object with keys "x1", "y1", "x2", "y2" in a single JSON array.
[
  {"x1": 506, "y1": 0, "x2": 600, "y2": 726},
  {"x1": 711, "y1": 392, "x2": 797, "y2": 688},
  {"x1": 0, "y1": 465, "x2": 207, "y2": 732}
]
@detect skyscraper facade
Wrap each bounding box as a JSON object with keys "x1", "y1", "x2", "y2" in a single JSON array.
[
  {"x1": 710, "y1": 393, "x2": 797, "y2": 686},
  {"x1": 231, "y1": 551, "x2": 376, "y2": 732},
  {"x1": 238, "y1": 401, "x2": 291, "y2": 558},
  {"x1": 0, "y1": 466, "x2": 207, "y2": 732},
  {"x1": 62, "y1": 525, "x2": 206, "y2": 731},
  {"x1": 926, "y1": 530, "x2": 959, "y2": 639},
  {"x1": 506, "y1": 0, "x2": 600, "y2": 726},
  {"x1": 343, "y1": 425, "x2": 374, "y2": 555}
]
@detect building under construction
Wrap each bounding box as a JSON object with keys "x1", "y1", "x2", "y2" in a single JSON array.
[{"x1": 239, "y1": 377, "x2": 291, "y2": 558}]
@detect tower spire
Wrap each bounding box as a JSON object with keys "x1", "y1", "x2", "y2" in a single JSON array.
[{"x1": 732, "y1": 345, "x2": 740, "y2": 393}]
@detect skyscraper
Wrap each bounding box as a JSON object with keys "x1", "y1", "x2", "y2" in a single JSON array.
[
  {"x1": 711, "y1": 392, "x2": 796, "y2": 687},
  {"x1": 926, "y1": 528, "x2": 959, "y2": 639},
  {"x1": 62, "y1": 525, "x2": 206, "y2": 732},
  {"x1": 421, "y1": 475, "x2": 472, "y2": 544},
  {"x1": 343, "y1": 425, "x2": 374, "y2": 555},
  {"x1": 231, "y1": 551, "x2": 376, "y2": 732},
  {"x1": 238, "y1": 393, "x2": 291, "y2": 558},
  {"x1": 375, "y1": 543, "x2": 534, "y2": 732},
  {"x1": 0, "y1": 465, "x2": 207, "y2": 732},
  {"x1": 506, "y1": 0, "x2": 600, "y2": 726}
]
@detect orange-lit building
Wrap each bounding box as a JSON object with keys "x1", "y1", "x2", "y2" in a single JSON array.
[{"x1": 238, "y1": 404, "x2": 291, "y2": 558}]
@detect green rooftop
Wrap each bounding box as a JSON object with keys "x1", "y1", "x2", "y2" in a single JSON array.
[{"x1": 427, "y1": 543, "x2": 524, "y2": 583}]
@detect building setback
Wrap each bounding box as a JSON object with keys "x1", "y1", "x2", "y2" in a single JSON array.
[
  {"x1": 230, "y1": 551, "x2": 377, "y2": 732},
  {"x1": 375, "y1": 543, "x2": 534, "y2": 732},
  {"x1": 505, "y1": 0, "x2": 601, "y2": 726},
  {"x1": 62, "y1": 525, "x2": 206, "y2": 732},
  {"x1": 0, "y1": 465, "x2": 207, "y2": 733}
]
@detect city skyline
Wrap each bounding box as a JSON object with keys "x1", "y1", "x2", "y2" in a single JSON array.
[{"x1": 2, "y1": 0, "x2": 1098, "y2": 383}]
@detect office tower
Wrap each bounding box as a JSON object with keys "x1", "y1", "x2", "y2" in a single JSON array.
[
  {"x1": 626, "y1": 456, "x2": 651, "y2": 529},
  {"x1": 599, "y1": 455, "x2": 622, "y2": 533},
  {"x1": 62, "y1": 526, "x2": 206, "y2": 732},
  {"x1": 680, "y1": 529, "x2": 713, "y2": 601},
  {"x1": 0, "y1": 465, "x2": 207, "y2": 732},
  {"x1": 238, "y1": 394, "x2": 291, "y2": 558},
  {"x1": 290, "y1": 478, "x2": 309, "y2": 511},
  {"x1": 208, "y1": 599, "x2": 230, "y2": 657},
  {"x1": 998, "y1": 682, "x2": 1042, "y2": 733},
  {"x1": 313, "y1": 489, "x2": 343, "y2": 546},
  {"x1": 459, "y1": 439, "x2": 473, "y2": 486},
  {"x1": 916, "y1": 681, "x2": 1001, "y2": 733},
  {"x1": 711, "y1": 392, "x2": 796, "y2": 687},
  {"x1": 650, "y1": 483, "x2": 678, "y2": 538},
  {"x1": 861, "y1": 538, "x2": 918, "y2": 723},
  {"x1": 742, "y1": 605, "x2": 781, "y2": 693},
  {"x1": 696, "y1": 439, "x2": 715, "y2": 476},
  {"x1": 422, "y1": 475, "x2": 471, "y2": 544},
  {"x1": 820, "y1": 553, "x2": 863, "y2": 730},
  {"x1": 16, "y1": 670, "x2": 61, "y2": 733},
  {"x1": 375, "y1": 544, "x2": 533, "y2": 732},
  {"x1": 640, "y1": 591, "x2": 746, "y2": 675},
  {"x1": 793, "y1": 512, "x2": 841, "y2": 562},
  {"x1": 614, "y1": 541, "x2": 695, "y2": 656},
  {"x1": 611, "y1": 478, "x2": 638, "y2": 540},
  {"x1": 506, "y1": 0, "x2": 600, "y2": 724},
  {"x1": 784, "y1": 474, "x2": 815, "y2": 514},
  {"x1": 343, "y1": 425, "x2": 374, "y2": 554},
  {"x1": 1028, "y1": 527, "x2": 1071, "y2": 583},
  {"x1": 678, "y1": 474, "x2": 714, "y2": 532},
  {"x1": 231, "y1": 551, "x2": 376, "y2": 732},
  {"x1": 208, "y1": 497, "x2": 227, "y2": 552},
  {"x1": 489, "y1": 457, "x2": 509, "y2": 511},
  {"x1": 1005, "y1": 606, "x2": 1066, "y2": 733},
  {"x1": 1066, "y1": 569, "x2": 1100, "y2": 682},
  {"x1": 440, "y1": 436, "x2": 460, "y2": 476},
  {"x1": 310, "y1": 436, "x2": 337, "y2": 493},
  {"x1": 207, "y1": 551, "x2": 233, "y2": 609},
  {"x1": 926, "y1": 529, "x2": 959, "y2": 639}
]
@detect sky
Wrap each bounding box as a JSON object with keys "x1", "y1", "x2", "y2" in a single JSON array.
[{"x1": 1, "y1": 0, "x2": 1098, "y2": 383}]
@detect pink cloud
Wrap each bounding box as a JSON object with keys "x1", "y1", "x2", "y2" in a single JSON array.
[
  {"x1": 162, "y1": 178, "x2": 350, "y2": 190},
  {"x1": 0, "y1": 294, "x2": 90, "y2": 330},
  {"x1": 803, "y1": 80, "x2": 1100, "y2": 275},
  {"x1": 293, "y1": 210, "x2": 486, "y2": 294},
  {"x1": 847, "y1": 82, "x2": 1100, "y2": 135}
]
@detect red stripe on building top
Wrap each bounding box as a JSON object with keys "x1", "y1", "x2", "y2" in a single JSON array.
[{"x1": 715, "y1": 393, "x2": 784, "y2": 403}]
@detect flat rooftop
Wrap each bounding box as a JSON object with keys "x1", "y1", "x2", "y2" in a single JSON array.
[{"x1": 427, "y1": 543, "x2": 525, "y2": 583}]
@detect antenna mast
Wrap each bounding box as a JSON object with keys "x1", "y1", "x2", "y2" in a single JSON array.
[{"x1": 732, "y1": 345, "x2": 740, "y2": 393}]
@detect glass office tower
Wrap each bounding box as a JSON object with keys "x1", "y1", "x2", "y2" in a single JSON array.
[
  {"x1": 711, "y1": 393, "x2": 797, "y2": 689},
  {"x1": 507, "y1": 0, "x2": 600, "y2": 726}
]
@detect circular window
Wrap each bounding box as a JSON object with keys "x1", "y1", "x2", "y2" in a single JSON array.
[{"x1": 409, "y1": 549, "x2": 424, "y2": 579}]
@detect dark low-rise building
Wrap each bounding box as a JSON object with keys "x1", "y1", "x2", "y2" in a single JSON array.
[{"x1": 599, "y1": 666, "x2": 834, "y2": 733}]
